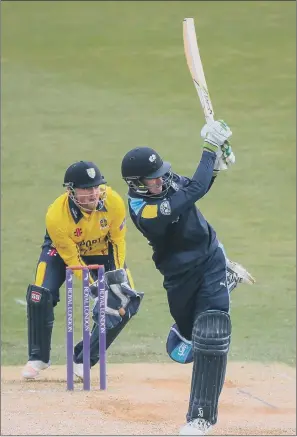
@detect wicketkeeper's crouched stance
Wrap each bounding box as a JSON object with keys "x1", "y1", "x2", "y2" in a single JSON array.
[{"x1": 22, "y1": 161, "x2": 143, "y2": 380}]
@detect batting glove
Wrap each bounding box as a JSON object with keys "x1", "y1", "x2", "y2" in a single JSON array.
[{"x1": 201, "y1": 120, "x2": 232, "y2": 153}]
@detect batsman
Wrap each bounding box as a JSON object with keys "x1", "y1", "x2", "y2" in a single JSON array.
[
  {"x1": 121, "y1": 120, "x2": 255, "y2": 436},
  {"x1": 22, "y1": 160, "x2": 143, "y2": 380}
]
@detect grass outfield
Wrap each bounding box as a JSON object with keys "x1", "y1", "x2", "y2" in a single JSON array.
[{"x1": 2, "y1": 1, "x2": 295, "y2": 366}]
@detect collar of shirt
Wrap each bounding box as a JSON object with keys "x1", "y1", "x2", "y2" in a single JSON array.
[{"x1": 68, "y1": 196, "x2": 107, "y2": 224}]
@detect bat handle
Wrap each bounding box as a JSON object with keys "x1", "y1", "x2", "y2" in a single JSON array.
[
  {"x1": 205, "y1": 115, "x2": 214, "y2": 125},
  {"x1": 222, "y1": 142, "x2": 235, "y2": 165}
]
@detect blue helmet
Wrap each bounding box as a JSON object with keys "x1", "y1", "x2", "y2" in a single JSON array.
[
  {"x1": 63, "y1": 161, "x2": 106, "y2": 189},
  {"x1": 121, "y1": 147, "x2": 172, "y2": 197}
]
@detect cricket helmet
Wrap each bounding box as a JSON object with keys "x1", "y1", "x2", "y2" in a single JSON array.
[
  {"x1": 121, "y1": 147, "x2": 172, "y2": 197},
  {"x1": 63, "y1": 161, "x2": 106, "y2": 189}
]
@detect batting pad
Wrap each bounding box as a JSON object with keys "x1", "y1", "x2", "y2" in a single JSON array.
[{"x1": 186, "y1": 310, "x2": 231, "y2": 424}]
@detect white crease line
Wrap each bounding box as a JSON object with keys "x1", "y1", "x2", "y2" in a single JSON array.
[
  {"x1": 1, "y1": 410, "x2": 107, "y2": 416},
  {"x1": 14, "y1": 298, "x2": 27, "y2": 307},
  {"x1": 237, "y1": 388, "x2": 278, "y2": 409},
  {"x1": 277, "y1": 372, "x2": 294, "y2": 381}
]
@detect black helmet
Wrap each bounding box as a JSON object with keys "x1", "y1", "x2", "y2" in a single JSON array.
[
  {"x1": 63, "y1": 161, "x2": 106, "y2": 189},
  {"x1": 121, "y1": 147, "x2": 172, "y2": 197}
]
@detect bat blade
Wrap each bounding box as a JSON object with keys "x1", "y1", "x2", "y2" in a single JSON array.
[
  {"x1": 183, "y1": 17, "x2": 214, "y2": 124},
  {"x1": 183, "y1": 17, "x2": 235, "y2": 169}
]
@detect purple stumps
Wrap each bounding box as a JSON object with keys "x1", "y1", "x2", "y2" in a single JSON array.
[
  {"x1": 98, "y1": 265, "x2": 107, "y2": 390},
  {"x1": 66, "y1": 268, "x2": 74, "y2": 391}
]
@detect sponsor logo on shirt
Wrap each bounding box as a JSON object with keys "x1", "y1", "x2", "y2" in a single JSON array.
[
  {"x1": 71, "y1": 208, "x2": 78, "y2": 219},
  {"x1": 74, "y1": 228, "x2": 82, "y2": 237},
  {"x1": 31, "y1": 291, "x2": 42, "y2": 303},
  {"x1": 171, "y1": 181, "x2": 179, "y2": 191}
]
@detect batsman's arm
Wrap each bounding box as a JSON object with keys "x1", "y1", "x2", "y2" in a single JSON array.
[
  {"x1": 106, "y1": 190, "x2": 135, "y2": 289},
  {"x1": 139, "y1": 150, "x2": 216, "y2": 232},
  {"x1": 205, "y1": 175, "x2": 217, "y2": 193}
]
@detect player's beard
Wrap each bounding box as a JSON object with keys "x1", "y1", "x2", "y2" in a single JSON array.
[
  {"x1": 71, "y1": 192, "x2": 99, "y2": 213},
  {"x1": 77, "y1": 197, "x2": 98, "y2": 213}
]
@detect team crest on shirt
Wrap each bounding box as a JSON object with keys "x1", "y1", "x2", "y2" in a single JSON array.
[
  {"x1": 99, "y1": 218, "x2": 108, "y2": 229},
  {"x1": 160, "y1": 200, "x2": 171, "y2": 215},
  {"x1": 87, "y1": 168, "x2": 96, "y2": 178}
]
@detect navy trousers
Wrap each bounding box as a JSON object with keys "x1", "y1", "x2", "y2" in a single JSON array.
[{"x1": 163, "y1": 245, "x2": 229, "y2": 341}]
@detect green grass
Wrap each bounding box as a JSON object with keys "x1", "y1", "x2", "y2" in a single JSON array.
[{"x1": 1, "y1": 1, "x2": 295, "y2": 366}]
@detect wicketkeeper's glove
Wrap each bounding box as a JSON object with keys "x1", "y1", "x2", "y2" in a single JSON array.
[{"x1": 91, "y1": 269, "x2": 144, "y2": 330}]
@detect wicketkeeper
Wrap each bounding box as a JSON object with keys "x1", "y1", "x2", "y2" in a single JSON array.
[
  {"x1": 22, "y1": 161, "x2": 143, "y2": 380},
  {"x1": 121, "y1": 120, "x2": 255, "y2": 436}
]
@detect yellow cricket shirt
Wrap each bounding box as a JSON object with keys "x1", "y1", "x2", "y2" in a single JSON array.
[{"x1": 44, "y1": 187, "x2": 127, "y2": 282}]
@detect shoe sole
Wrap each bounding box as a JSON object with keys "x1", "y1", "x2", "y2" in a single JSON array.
[{"x1": 22, "y1": 364, "x2": 50, "y2": 380}]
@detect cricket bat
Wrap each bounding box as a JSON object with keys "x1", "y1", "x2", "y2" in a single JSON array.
[{"x1": 183, "y1": 18, "x2": 235, "y2": 167}]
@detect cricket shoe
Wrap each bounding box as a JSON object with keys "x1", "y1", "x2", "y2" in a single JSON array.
[
  {"x1": 22, "y1": 360, "x2": 50, "y2": 379},
  {"x1": 73, "y1": 362, "x2": 84, "y2": 381},
  {"x1": 227, "y1": 259, "x2": 256, "y2": 292},
  {"x1": 179, "y1": 419, "x2": 212, "y2": 436}
]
